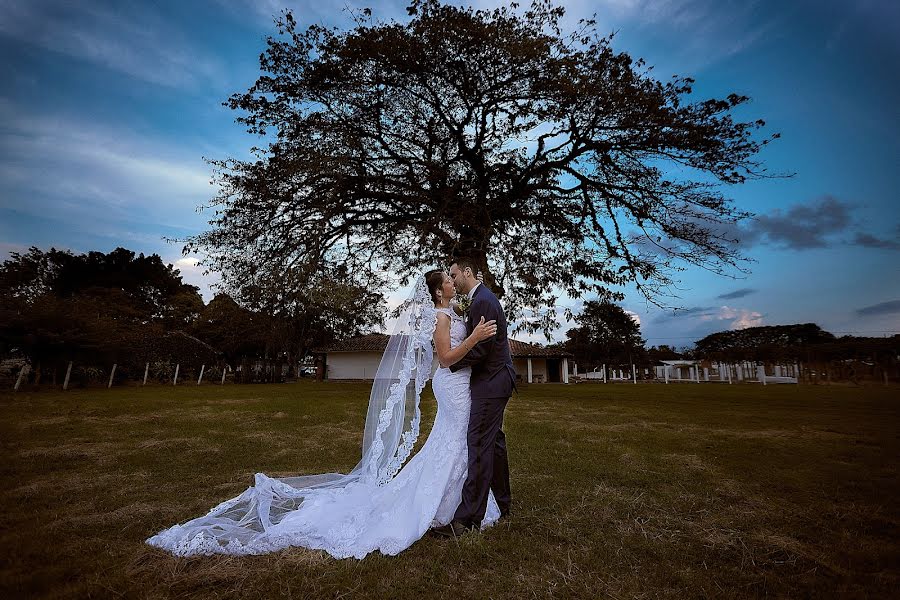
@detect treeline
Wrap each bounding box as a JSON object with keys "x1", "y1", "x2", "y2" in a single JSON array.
[
  {"x1": 692, "y1": 323, "x2": 899, "y2": 365},
  {"x1": 553, "y1": 301, "x2": 898, "y2": 381},
  {"x1": 0, "y1": 246, "x2": 381, "y2": 386}
]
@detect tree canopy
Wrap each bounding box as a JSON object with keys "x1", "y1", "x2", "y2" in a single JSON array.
[
  {"x1": 181, "y1": 0, "x2": 778, "y2": 334},
  {"x1": 0, "y1": 246, "x2": 205, "y2": 368},
  {"x1": 562, "y1": 300, "x2": 646, "y2": 367}
]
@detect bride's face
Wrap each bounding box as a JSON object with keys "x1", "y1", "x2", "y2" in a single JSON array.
[{"x1": 441, "y1": 273, "x2": 456, "y2": 303}]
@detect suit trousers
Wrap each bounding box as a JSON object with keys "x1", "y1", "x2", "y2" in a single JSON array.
[{"x1": 453, "y1": 393, "x2": 511, "y2": 528}]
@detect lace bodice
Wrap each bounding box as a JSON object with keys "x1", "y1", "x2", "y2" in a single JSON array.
[{"x1": 436, "y1": 307, "x2": 468, "y2": 351}]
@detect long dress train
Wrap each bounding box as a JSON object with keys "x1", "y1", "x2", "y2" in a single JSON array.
[{"x1": 146, "y1": 306, "x2": 498, "y2": 558}]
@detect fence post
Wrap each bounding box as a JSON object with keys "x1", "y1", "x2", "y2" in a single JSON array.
[
  {"x1": 143, "y1": 362, "x2": 149, "y2": 386},
  {"x1": 173, "y1": 363, "x2": 180, "y2": 386},
  {"x1": 108, "y1": 363, "x2": 117, "y2": 388},
  {"x1": 63, "y1": 361, "x2": 73, "y2": 390},
  {"x1": 14, "y1": 365, "x2": 27, "y2": 391},
  {"x1": 197, "y1": 364, "x2": 205, "y2": 385},
  {"x1": 221, "y1": 367, "x2": 227, "y2": 385}
]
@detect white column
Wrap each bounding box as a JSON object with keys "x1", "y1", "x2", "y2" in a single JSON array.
[
  {"x1": 573, "y1": 362, "x2": 578, "y2": 377},
  {"x1": 664, "y1": 366, "x2": 669, "y2": 384},
  {"x1": 14, "y1": 365, "x2": 27, "y2": 391},
  {"x1": 703, "y1": 367, "x2": 709, "y2": 381},
  {"x1": 602, "y1": 364, "x2": 607, "y2": 383},
  {"x1": 527, "y1": 358, "x2": 533, "y2": 383},
  {"x1": 632, "y1": 364, "x2": 637, "y2": 384},
  {"x1": 727, "y1": 364, "x2": 732, "y2": 384},
  {"x1": 63, "y1": 361, "x2": 73, "y2": 390},
  {"x1": 562, "y1": 358, "x2": 569, "y2": 384},
  {"x1": 108, "y1": 363, "x2": 117, "y2": 388},
  {"x1": 758, "y1": 365, "x2": 766, "y2": 385}
]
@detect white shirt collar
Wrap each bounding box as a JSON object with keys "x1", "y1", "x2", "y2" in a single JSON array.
[{"x1": 468, "y1": 282, "x2": 481, "y2": 300}]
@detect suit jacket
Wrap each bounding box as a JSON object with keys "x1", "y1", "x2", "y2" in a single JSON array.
[{"x1": 449, "y1": 283, "x2": 516, "y2": 399}]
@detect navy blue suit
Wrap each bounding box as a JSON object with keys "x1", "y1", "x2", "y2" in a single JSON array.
[{"x1": 449, "y1": 283, "x2": 516, "y2": 526}]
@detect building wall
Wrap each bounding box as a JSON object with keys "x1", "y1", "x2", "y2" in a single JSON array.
[
  {"x1": 328, "y1": 352, "x2": 562, "y2": 382},
  {"x1": 326, "y1": 352, "x2": 384, "y2": 380},
  {"x1": 513, "y1": 358, "x2": 548, "y2": 382},
  {"x1": 327, "y1": 352, "x2": 442, "y2": 380}
]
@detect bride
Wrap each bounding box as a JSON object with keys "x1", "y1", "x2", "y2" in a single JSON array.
[{"x1": 146, "y1": 270, "x2": 501, "y2": 559}]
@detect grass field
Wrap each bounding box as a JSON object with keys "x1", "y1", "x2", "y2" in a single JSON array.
[{"x1": 1, "y1": 381, "x2": 898, "y2": 599}]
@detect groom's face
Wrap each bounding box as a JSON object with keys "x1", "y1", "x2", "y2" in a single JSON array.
[{"x1": 449, "y1": 263, "x2": 469, "y2": 294}]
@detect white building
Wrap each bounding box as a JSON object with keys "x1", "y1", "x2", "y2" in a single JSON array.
[{"x1": 314, "y1": 334, "x2": 573, "y2": 384}]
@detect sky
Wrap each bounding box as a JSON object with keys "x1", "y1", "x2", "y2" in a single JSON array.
[{"x1": 1, "y1": 0, "x2": 898, "y2": 348}]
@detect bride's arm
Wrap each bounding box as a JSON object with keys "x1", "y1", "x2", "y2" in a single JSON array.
[{"x1": 434, "y1": 313, "x2": 497, "y2": 368}]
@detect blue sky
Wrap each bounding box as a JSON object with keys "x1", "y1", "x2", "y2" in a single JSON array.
[{"x1": 1, "y1": 0, "x2": 898, "y2": 348}]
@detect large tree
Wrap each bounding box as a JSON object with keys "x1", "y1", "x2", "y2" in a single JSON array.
[{"x1": 182, "y1": 0, "x2": 778, "y2": 334}]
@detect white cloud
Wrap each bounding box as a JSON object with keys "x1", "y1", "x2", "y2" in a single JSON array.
[
  {"x1": 165, "y1": 254, "x2": 223, "y2": 302},
  {"x1": 624, "y1": 309, "x2": 641, "y2": 326},
  {"x1": 709, "y1": 305, "x2": 764, "y2": 329}
]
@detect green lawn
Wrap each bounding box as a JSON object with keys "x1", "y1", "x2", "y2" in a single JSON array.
[{"x1": 1, "y1": 381, "x2": 897, "y2": 599}]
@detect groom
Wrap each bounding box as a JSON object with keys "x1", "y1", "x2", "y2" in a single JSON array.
[{"x1": 434, "y1": 257, "x2": 516, "y2": 537}]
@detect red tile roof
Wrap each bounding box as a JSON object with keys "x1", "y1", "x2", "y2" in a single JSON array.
[{"x1": 315, "y1": 334, "x2": 572, "y2": 358}]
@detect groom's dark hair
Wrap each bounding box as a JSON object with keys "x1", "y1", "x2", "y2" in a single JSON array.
[{"x1": 450, "y1": 256, "x2": 478, "y2": 276}]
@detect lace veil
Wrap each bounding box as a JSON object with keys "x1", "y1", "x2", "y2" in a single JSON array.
[{"x1": 146, "y1": 274, "x2": 437, "y2": 554}]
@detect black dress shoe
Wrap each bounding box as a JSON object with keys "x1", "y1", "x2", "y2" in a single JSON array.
[{"x1": 430, "y1": 519, "x2": 475, "y2": 538}]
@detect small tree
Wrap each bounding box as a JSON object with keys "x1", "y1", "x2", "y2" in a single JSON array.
[{"x1": 564, "y1": 300, "x2": 645, "y2": 368}]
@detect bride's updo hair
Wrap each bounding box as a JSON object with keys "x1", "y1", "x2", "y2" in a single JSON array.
[{"x1": 424, "y1": 269, "x2": 445, "y2": 305}]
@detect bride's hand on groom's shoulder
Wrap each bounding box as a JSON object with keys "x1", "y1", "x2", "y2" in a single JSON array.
[{"x1": 473, "y1": 316, "x2": 498, "y2": 342}]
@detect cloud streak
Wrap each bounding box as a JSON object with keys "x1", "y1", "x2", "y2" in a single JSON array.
[
  {"x1": 0, "y1": 102, "x2": 214, "y2": 230},
  {"x1": 0, "y1": 0, "x2": 225, "y2": 88},
  {"x1": 744, "y1": 195, "x2": 851, "y2": 249},
  {"x1": 853, "y1": 232, "x2": 900, "y2": 250},
  {"x1": 696, "y1": 196, "x2": 899, "y2": 253},
  {"x1": 718, "y1": 287, "x2": 756, "y2": 300},
  {"x1": 856, "y1": 300, "x2": 900, "y2": 317},
  {"x1": 653, "y1": 304, "x2": 764, "y2": 329}
]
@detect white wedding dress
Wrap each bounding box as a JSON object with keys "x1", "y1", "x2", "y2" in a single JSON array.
[{"x1": 146, "y1": 306, "x2": 499, "y2": 559}]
